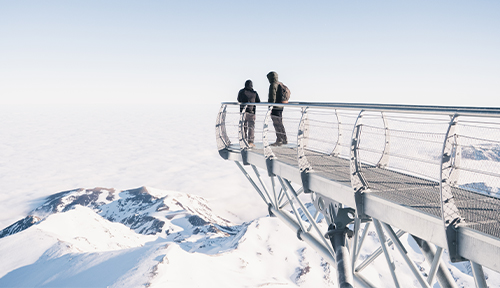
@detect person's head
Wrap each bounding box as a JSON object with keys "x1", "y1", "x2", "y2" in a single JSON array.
[
  {"x1": 267, "y1": 71, "x2": 278, "y2": 83},
  {"x1": 245, "y1": 79, "x2": 253, "y2": 90}
]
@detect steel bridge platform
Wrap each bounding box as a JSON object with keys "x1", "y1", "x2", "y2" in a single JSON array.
[{"x1": 217, "y1": 102, "x2": 500, "y2": 288}]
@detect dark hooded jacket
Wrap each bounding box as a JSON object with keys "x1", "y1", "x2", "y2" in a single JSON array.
[
  {"x1": 237, "y1": 80, "x2": 260, "y2": 113},
  {"x1": 267, "y1": 71, "x2": 283, "y2": 110}
]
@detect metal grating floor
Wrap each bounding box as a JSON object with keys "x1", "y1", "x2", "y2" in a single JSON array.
[{"x1": 245, "y1": 145, "x2": 500, "y2": 239}]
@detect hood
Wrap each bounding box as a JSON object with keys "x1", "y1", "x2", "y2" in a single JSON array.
[
  {"x1": 267, "y1": 71, "x2": 278, "y2": 83},
  {"x1": 244, "y1": 79, "x2": 253, "y2": 90}
]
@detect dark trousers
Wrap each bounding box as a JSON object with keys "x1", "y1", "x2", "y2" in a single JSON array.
[
  {"x1": 244, "y1": 113, "x2": 256, "y2": 143},
  {"x1": 271, "y1": 109, "x2": 287, "y2": 143}
]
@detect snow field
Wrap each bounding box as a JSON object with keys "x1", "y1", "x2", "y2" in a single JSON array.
[{"x1": 1, "y1": 104, "x2": 500, "y2": 287}]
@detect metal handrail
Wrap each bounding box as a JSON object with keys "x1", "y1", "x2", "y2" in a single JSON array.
[{"x1": 223, "y1": 102, "x2": 500, "y2": 117}]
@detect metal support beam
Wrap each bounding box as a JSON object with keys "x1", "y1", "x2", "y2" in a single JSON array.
[
  {"x1": 471, "y1": 262, "x2": 488, "y2": 288},
  {"x1": 307, "y1": 209, "x2": 320, "y2": 233},
  {"x1": 270, "y1": 205, "x2": 333, "y2": 261},
  {"x1": 373, "y1": 219, "x2": 400, "y2": 288},
  {"x1": 412, "y1": 236, "x2": 458, "y2": 288},
  {"x1": 278, "y1": 176, "x2": 335, "y2": 255},
  {"x1": 351, "y1": 217, "x2": 361, "y2": 272},
  {"x1": 356, "y1": 222, "x2": 371, "y2": 261},
  {"x1": 355, "y1": 228, "x2": 405, "y2": 273},
  {"x1": 381, "y1": 222, "x2": 431, "y2": 288},
  {"x1": 279, "y1": 187, "x2": 304, "y2": 209},
  {"x1": 278, "y1": 179, "x2": 308, "y2": 235},
  {"x1": 270, "y1": 176, "x2": 278, "y2": 208},
  {"x1": 277, "y1": 187, "x2": 285, "y2": 206},
  {"x1": 269, "y1": 205, "x2": 374, "y2": 288},
  {"x1": 250, "y1": 165, "x2": 274, "y2": 207},
  {"x1": 427, "y1": 247, "x2": 443, "y2": 286},
  {"x1": 235, "y1": 161, "x2": 269, "y2": 206}
]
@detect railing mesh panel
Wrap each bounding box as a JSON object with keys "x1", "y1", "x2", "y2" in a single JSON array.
[
  {"x1": 357, "y1": 113, "x2": 450, "y2": 217},
  {"x1": 452, "y1": 116, "x2": 500, "y2": 238},
  {"x1": 304, "y1": 109, "x2": 358, "y2": 183},
  {"x1": 336, "y1": 111, "x2": 360, "y2": 158},
  {"x1": 304, "y1": 109, "x2": 339, "y2": 155},
  {"x1": 222, "y1": 105, "x2": 241, "y2": 150}
]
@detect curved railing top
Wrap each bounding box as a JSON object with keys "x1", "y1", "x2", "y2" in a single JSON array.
[{"x1": 223, "y1": 101, "x2": 500, "y2": 117}]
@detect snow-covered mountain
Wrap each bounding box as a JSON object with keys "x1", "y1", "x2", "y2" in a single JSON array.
[
  {"x1": 0, "y1": 187, "x2": 339, "y2": 287},
  {"x1": 461, "y1": 144, "x2": 500, "y2": 162},
  {"x1": 1, "y1": 186, "x2": 234, "y2": 241},
  {"x1": 1, "y1": 186, "x2": 498, "y2": 287}
]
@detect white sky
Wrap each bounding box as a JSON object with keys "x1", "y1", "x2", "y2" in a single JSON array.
[{"x1": 1, "y1": 1, "x2": 499, "y2": 107}]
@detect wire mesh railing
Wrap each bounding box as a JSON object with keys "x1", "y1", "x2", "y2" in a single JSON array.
[
  {"x1": 446, "y1": 116, "x2": 500, "y2": 240},
  {"x1": 216, "y1": 102, "x2": 500, "y2": 264}
]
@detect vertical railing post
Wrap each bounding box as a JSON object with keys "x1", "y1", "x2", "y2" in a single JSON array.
[
  {"x1": 215, "y1": 104, "x2": 231, "y2": 159},
  {"x1": 298, "y1": 106, "x2": 313, "y2": 193},
  {"x1": 350, "y1": 110, "x2": 369, "y2": 219},
  {"x1": 239, "y1": 105, "x2": 251, "y2": 165},
  {"x1": 330, "y1": 109, "x2": 343, "y2": 156},
  {"x1": 263, "y1": 105, "x2": 276, "y2": 177},
  {"x1": 377, "y1": 112, "x2": 391, "y2": 168},
  {"x1": 238, "y1": 105, "x2": 249, "y2": 150},
  {"x1": 440, "y1": 114, "x2": 466, "y2": 262}
]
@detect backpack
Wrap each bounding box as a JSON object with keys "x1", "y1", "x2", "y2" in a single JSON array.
[{"x1": 278, "y1": 82, "x2": 291, "y2": 103}]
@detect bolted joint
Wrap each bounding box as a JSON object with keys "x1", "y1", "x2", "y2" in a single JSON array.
[
  {"x1": 325, "y1": 224, "x2": 354, "y2": 239},
  {"x1": 241, "y1": 149, "x2": 250, "y2": 165},
  {"x1": 265, "y1": 158, "x2": 275, "y2": 177},
  {"x1": 300, "y1": 170, "x2": 312, "y2": 193},
  {"x1": 354, "y1": 188, "x2": 367, "y2": 219}
]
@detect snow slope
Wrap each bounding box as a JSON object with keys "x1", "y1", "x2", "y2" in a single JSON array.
[
  {"x1": 0, "y1": 187, "x2": 335, "y2": 287},
  {"x1": 1, "y1": 186, "x2": 498, "y2": 287}
]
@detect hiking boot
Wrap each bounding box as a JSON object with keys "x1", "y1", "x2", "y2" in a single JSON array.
[
  {"x1": 282, "y1": 140, "x2": 288, "y2": 145},
  {"x1": 248, "y1": 143, "x2": 256, "y2": 148},
  {"x1": 270, "y1": 141, "x2": 283, "y2": 147}
]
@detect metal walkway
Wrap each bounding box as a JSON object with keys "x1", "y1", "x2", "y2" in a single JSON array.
[{"x1": 216, "y1": 102, "x2": 500, "y2": 288}]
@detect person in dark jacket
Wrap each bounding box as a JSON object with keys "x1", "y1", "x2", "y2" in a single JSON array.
[
  {"x1": 237, "y1": 79, "x2": 260, "y2": 148},
  {"x1": 267, "y1": 71, "x2": 287, "y2": 146}
]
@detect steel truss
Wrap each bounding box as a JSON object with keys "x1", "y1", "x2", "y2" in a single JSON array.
[
  {"x1": 236, "y1": 161, "x2": 460, "y2": 288},
  {"x1": 216, "y1": 102, "x2": 500, "y2": 288}
]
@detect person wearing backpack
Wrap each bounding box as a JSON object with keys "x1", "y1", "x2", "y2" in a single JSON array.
[
  {"x1": 266, "y1": 71, "x2": 290, "y2": 146},
  {"x1": 237, "y1": 79, "x2": 261, "y2": 148}
]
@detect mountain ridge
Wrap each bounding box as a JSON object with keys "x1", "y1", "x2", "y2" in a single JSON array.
[
  {"x1": 0, "y1": 186, "x2": 492, "y2": 287},
  {"x1": 1, "y1": 186, "x2": 233, "y2": 239},
  {"x1": 0, "y1": 187, "x2": 342, "y2": 287}
]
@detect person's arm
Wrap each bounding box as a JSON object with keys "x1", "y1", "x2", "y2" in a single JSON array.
[
  {"x1": 268, "y1": 83, "x2": 278, "y2": 103},
  {"x1": 237, "y1": 89, "x2": 244, "y2": 102},
  {"x1": 238, "y1": 89, "x2": 246, "y2": 112},
  {"x1": 252, "y1": 92, "x2": 260, "y2": 114}
]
